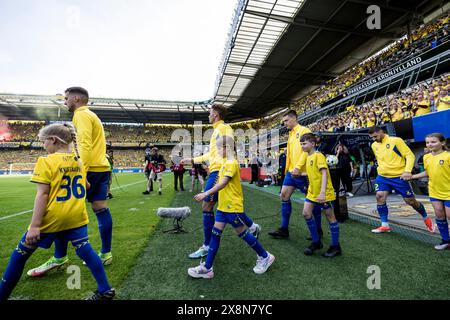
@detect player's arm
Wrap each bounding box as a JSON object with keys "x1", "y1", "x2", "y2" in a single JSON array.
[
  {"x1": 182, "y1": 152, "x2": 210, "y2": 165},
  {"x1": 73, "y1": 112, "x2": 93, "y2": 172},
  {"x1": 315, "y1": 153, "x2": 329, "y2": 203},
  {"x1": 411, "y1": 171, "x2": 428, "y2": 180},
  {"x1": 26, "y1": 183, "x2": 50, "y2": 246},
  {"x1": 194, "y1": 176, "x2": 231, "y2": 202},
  {"x1": 292, "y1": 128, "x2": 312, "y2": 173},
  {"x1": 292, "y1": 152, "x2": 307, "y2": 177},
  {"x1": 397, "y1": 138, "x2": 415, "y2": 179},
  {"x1": 316, "y1": 168, "x2": 328, "y2": 203}
]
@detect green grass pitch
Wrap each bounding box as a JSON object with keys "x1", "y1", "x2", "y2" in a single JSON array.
[{"x1": 1, "y1": 173, "x2": 450, "y2": 299}]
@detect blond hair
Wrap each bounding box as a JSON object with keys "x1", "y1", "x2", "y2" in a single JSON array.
[{"x1": 38, "y1": 123, "x2": 83, "y2": 167}]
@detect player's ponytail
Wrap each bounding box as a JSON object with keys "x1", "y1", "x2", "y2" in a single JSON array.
[
  {"x1": 64, "y1": 123, "x2": 84, "y2": 170},
  {"x1": 426, "y1": 133, "x2": 449, "y2": 151}
]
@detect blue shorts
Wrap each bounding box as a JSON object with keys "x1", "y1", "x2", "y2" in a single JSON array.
[
  {"x1": 430, "y1": 198, "x2": 450, "y2": 208},
  {"x1": 203, "y1": 171, "x2": 219, "y2": 203},
  {"x1": 283, "y1": 172, "x2": 308, "y2": 194},
  {"x1": 87, "y1": 171, "x2": 110, "y2": 202},
  {"x1": 305, "y1": 198, "x2": 334, "y2": 210},
  {"x1": 20, "y1": 225, "x2": 88, "y2": 249},
  {"x1": 375, "y1": 175, "x2": 415, "y2": 198},
  {"x1": 215, "y1": 210, "x2": 246, "y2": 228}
]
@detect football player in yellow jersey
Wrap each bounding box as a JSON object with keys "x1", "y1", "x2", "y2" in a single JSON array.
[
  {"x1": 0, "y1": 124, "x2": 114, "y2": 300},
  {"x1": 188, "y1": 135, "x2": 274, "y2": 278},
  {"x1": 27, "y1": 87, "x2": 114, "y2": 277},
  {"x1": 299, "y1": 133, "x2": 342, "y2": 258},
  {"x1": 268, "y1": 110, "x2": 323, "y2": 240},
  {"x1": 368, "y1": 127, "x2": 434, "y2": 234},
  {"x1": 181, "y1": 105, "x2": 260, "y2": 259},
  {"x1": 410, "y1": 133, "x2": 450, "y2": 250}
]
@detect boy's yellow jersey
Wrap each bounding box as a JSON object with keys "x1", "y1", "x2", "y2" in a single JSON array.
[
  {"x1": 424, "y1": 151, "x2": 450, "y2": 200},
  {"x1": 193, "y1": 120, "x2": 233, "y2": 172},
  {"x1": 305, "y1": 152, "x2": 336, "y2": 202},
  {"x1": 30, "y1": 153, "x2": 89, "y2": 233},
  {"x1": 217, "y1": 159, "x2": 244, "y2": 213},
  {"x1": 286, "y1": 124, "x2": 311, "y2": 173},
  {"x1": 72, "y1": 106, "x2": 110, "y2": 173}
]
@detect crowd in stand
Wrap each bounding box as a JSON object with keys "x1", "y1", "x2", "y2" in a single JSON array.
[
  {"x1": 285, "y1": 13, "x2": 450, "y2": 120},
  {"x1": 0, "y1": 149, "x2": 46, "y2": 170},
  {"x1": 103, "y1": 125, "x2": 190, "y2": 143},
  {"x1": 309, "y1": 73, "x2": 450, "y2": 132},
  {"x1": 7, "y1": 122, "x2": 44, "y2": 142}
]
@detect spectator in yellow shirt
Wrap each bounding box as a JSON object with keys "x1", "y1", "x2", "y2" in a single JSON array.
[{"x1": 437, "y1": 89, "x2": 450, "y2": 111}]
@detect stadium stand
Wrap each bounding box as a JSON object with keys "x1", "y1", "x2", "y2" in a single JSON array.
[
  {"x1": 290, "y1": 13, "x2": 450, "y2": 116},
  {"x1": 309, "y1": 73, "x2": 450, "y2": 132}
]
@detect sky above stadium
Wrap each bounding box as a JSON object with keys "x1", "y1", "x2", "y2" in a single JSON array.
[{"x1": 0, "y1": 0, "x2": 237, "y2": 101}]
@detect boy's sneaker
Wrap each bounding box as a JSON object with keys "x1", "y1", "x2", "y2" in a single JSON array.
[
  {"x1": 424, "y1": 217, "x2": 435, "y2": 233},
  {"x1": 268, "y1": 228, "x2": 289, "y2": 239},
  {"x1": 188, "y1": 262, "x2": 214, "y2": 279},
  {"x1": 251, "y1": 224, "x2": 261, "y2": 239},
  {"x1": 142, "y1": 190, "x2": 150, "y2": 195},
  {"x1": 188, "y1": 245, "x2": 209, "y2": 259},
  {"x1": 86, "y1": 288, "x2": 116, "y2": 300},
  {"x1": 303, "y1": 241, "x2": 323, "y2": 256},
  {"x1": 83, "y1": 252, "x2": 113, "y2": 266},
  {"x1": 27, "y1": 256, "x2": 69, "y2": 277},
  {"x1": 371, "y1": 226, "x2": 391, "y2": 233},
  {"x1": 322, "y1": 244, "x2": 342, "y2": 258},
  {"x1": 158, "y1": 191, "x2": 162, "y2": 195},
  {"x1": 253, "y1": 252, "x2": 275, "y2": 274},
  {"x1": 434, "y1": 241, "x2": 450, "y2": 250}
]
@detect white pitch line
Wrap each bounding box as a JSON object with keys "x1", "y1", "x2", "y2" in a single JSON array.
[
  {"x1": 0, "y1": 179, "x2": 146, "y2": 222},
  {"x1": 0, "y1": 209, "x2": 33, "y2": 221}
]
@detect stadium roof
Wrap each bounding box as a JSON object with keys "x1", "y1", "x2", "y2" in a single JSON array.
[
  {"x1": 0, "y1": 93, "x2": 211, "y2": 125},
  {"x1": 214, "y1": 0, "x2": 442, "y2": 122}
]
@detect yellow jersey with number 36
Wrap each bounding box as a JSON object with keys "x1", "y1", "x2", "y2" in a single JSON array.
[
  {"x1": 424, "y1": 151, "x2": 450, "y2": 200},
  {"x1": 30, "y1": 153, "x2": 89, "y2": 233},
  {"x1": 305, "y1": 152, "x2": 336, "y2": 202}
]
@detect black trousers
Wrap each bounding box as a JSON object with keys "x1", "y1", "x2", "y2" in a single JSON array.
[
  {"x1": 337, "y1": 167, "x2": 353, "y2": 193},
  {"x1": 251, "y1": 165, "x2": 259, "y2": 183},
  {"x1": 174, "y1": 172, "x2": 184, "y2": 191}
]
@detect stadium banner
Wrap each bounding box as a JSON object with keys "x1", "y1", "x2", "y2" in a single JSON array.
[
  {"x1": 0, "y1": 170, "x2": 33, "y2": 175},
  {"x1": 346, "y1": 57, "x2": 422, "y2": 95},
  {"x1": 344, "y1": 41, "x2": 450, "y2": 96},
  {"x1": 113, "y1": 168, "x2": 144, "y2": 173},
  {"x1": 0, "y1": 168, "x2": 146, "y2": 175},
  {"x1": 0, "y1": 141, "x2": 32, "y2": 148},
  {"x1": 412, "y1": 109, "x2": 450, "y2": 142}
]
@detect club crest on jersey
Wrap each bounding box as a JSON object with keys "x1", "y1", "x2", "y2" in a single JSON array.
[
  {"x1": 440, "y1": 160, "x2": 444, "y2": 165},
  {"x1": 386, "y1": 144, "x2": 390, "y2": 149},
  {"x1": 296, "y1": 133, "x2": 299, "y2": 139},
  {"x1": 310, "y1": 160, "x2": 313, "y2": 166}
]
